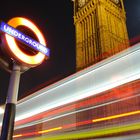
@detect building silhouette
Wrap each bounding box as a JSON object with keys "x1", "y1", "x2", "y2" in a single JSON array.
[{"x1": 72, "y1": 0, "x2": 129, "y2": 70}]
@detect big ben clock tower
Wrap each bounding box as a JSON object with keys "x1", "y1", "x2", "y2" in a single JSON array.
[{"x1": 72, "y1": 0, "x2": 129, "y2": 71}]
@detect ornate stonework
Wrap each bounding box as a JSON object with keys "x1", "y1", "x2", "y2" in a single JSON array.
[{"x1": 72, "y1": 0, "x2": 129, "y2": 71}]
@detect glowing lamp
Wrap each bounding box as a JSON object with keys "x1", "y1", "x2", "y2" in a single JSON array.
[{"x1": 1, "y1": 17, "x2": 49, "y2": 67}]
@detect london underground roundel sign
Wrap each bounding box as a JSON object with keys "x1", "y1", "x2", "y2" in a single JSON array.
[{"x1": 0, "y1": 17, "x2": 50, "y2": 67}]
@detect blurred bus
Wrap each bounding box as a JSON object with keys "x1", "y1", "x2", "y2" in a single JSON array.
[{"x1": 1, "y1": 43, "x2": 140, "y2": 140}]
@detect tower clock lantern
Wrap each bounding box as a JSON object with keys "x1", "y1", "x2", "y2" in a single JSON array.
[{"x1": 72, "y1": 0, "x2": 129, "y2": 71}]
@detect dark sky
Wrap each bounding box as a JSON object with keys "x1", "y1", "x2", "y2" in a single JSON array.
[{"x1": 0, "y1": 0, "x2": 140, "y2": 105}]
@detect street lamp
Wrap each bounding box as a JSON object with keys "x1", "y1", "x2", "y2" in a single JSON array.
[{"x1": 0, "y1": 17, "x2": 50, "y2": 140}]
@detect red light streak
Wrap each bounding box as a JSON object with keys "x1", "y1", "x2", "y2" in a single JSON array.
[
  {"x1": 15, "y1": 80, "x2": 140, "y2": 127},
  {"x1": 14, "y1": 109, "x2": 140, "y2": 139},
  {"x1": 63, "y1": 120, "x2": 92, "y2": 129},
  {"x1": 22, "y1": 132, "x2": 38, "y2": 137}
]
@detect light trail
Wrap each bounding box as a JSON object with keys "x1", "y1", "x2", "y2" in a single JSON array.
[
  {"x1": 13, "y1": 109, "x2": 140, "y2": 139},
  {"x1": 15, "y1": 93, "x2": 140, "y2": 130},
  {"x1": 12, "y1": 43, "x2": 140, "y2": 123},
  {"x1": 38, "y1": 127, "x2": 62, "y2": 134},
  {"x1": 13, "y1": 134, "x2": 22, "y2": 138},
  {"x1": 92, "y1": 110, "x2": 140, "y2": 123}
]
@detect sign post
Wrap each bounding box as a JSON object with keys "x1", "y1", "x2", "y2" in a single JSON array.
[
  {"x1": 1, "y1": 63, "x2": 21, "y2": 140},
  {"x1": 0, "y1": 17, "x2": 50, "y2": 140}
]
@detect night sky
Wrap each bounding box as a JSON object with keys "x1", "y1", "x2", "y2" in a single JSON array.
[{"x1": 0, "y1": 0, "x2": 140, "y2": 105}]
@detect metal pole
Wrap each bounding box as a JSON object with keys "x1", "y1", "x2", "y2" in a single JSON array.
[{"x1": 1, "y1": 63, "x2": 21, "y2": 140}]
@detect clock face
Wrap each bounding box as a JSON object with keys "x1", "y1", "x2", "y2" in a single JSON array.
[{"x1": 78, "y1": 0, "x2": 86, "y2": 7}]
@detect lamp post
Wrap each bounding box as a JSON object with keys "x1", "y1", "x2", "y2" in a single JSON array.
[
  {"x1": 0, "y1": 17, "x2": 49, "y2": 140},
  {"x1": 1, "y1": 63, "x2": 21, "y2": 140}
]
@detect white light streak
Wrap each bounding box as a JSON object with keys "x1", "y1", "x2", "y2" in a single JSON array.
[{"x1": 1, "y1": 43, "x2": 140, "y2": 126}]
